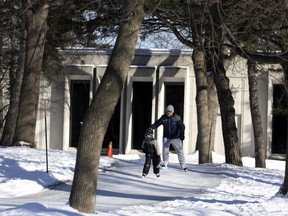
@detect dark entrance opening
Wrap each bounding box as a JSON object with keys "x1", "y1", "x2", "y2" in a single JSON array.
[
  {"x1": 165, "y1": 83, "x2": 185, "y2": 151},
  {"x1": 70, "y1": 80, "x2": 120, "y2": 150},
  {"x1": 70, "y1": 80, "x2": 90, "y2": 147},
  {"x1": 165, "y1": 83, "x2": 184, "y2": 120},
  {"x1": 132, "y1": 82, "x2": 153, "y2": 149},
  {"x1": 102, "y1": 98, "x2": 120, "y2": 149},
  {"x1": 272, "y1": 84, "x2": 287, "y2": 154}
]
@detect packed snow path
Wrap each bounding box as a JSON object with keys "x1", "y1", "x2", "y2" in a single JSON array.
[
  {"x1": 96, "y1": 158, "x2": 222, "y2": 212},
  {"x1": 0, "y1": 158, "x2": 222, "y2": 214}
]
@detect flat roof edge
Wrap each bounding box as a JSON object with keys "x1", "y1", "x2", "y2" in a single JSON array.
[{"x1": 59, "y1": 48, "x2": 193, "y2": 56}]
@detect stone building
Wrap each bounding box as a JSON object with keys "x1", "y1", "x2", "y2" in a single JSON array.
[{"x1": 34, "y1": 48, "x2": 286, "y2": 159}]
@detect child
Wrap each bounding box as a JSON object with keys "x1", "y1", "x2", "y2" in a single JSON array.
[{"x1": 141, "y1": 128, "x2": 161, "y2": 177}]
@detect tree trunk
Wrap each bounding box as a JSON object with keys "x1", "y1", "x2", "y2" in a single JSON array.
[
  {"x1": 196, "y1": 67, "x2": 218, "y2": 163},
  {"x1": 13, "y1": 1, "x2": 49, "y2": 145},
  {"x1": 0, "y1": 9, "x2": 25, "y2": 146},
  {"x1": 207, "y1": 72, "x2": 218, "y2": 154},
  {"x1": 69, "y1": 0, "x2": 146, "y2": 213},
  {"x1": 213, "y1": 59, "x2": 243, "y2": 166},
  {"x1": 247, "y1": 60, "x2": 266, "y2": 168},
  {"x1": 193, "y1": 48, "x2": 211, "y2": 164},
  {"x1": 278, "y1": 61, "x2": 288, "y2": 195}
]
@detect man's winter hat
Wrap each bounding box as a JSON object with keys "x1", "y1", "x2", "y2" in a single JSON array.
[{"x1": 166, "y1": 104, "x2": 174, "y2": 113}]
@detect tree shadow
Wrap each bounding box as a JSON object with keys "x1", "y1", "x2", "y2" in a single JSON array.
[
  {"x1": 1, "y1": 202, "x2": 82, "y2": 216},
  {"x1": 0, "y1": 154, "x2": 60, "y2": 192}
]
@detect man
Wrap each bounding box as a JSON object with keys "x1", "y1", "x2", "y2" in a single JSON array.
[{"x1": 146, "y1": 104, "x2": 187, "y2": 171}]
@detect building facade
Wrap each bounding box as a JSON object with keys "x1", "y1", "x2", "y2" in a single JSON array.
[{"x1": 34, "y1": 48, "x2": 286, "y2": 159}]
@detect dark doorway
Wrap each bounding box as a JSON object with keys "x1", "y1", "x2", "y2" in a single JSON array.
[
  {"x1": 102, "y1": 98, "x2": 120, "y2": 149},
  {"x1": 70, "y1": 80, "x2": 120, "y2": 149},
  {"x1": 70, "y1": 80, "x2": 90, "y2": 147},
  {"x1": 272, "y1": 84, "x2": 287, "y2": 154},
  {"x1": 165, "y1": 83, "x2": 184, "y2": 119},
  {"x1": 132, "y1": 82, "x2": 153, "y2": 149},
  {"x1": 165, "y1": 83, "x2": 185, "y2": 151}
]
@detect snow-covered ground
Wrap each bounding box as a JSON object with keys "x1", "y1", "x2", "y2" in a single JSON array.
[{"x1": 0, "y1": 146, "x2": 287, "y2": 215}]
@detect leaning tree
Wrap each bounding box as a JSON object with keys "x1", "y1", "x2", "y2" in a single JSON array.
[{"x1": 69, "y1": 0, "x2": 146, "y2": 213}]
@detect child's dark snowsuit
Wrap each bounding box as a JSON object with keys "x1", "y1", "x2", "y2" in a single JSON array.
[{"x1": 142, "y1": 135, "x2": 161, "y2": 177}]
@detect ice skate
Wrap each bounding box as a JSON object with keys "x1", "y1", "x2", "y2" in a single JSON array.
[{"x1": 161, "y1": 164, "x2": 167, "y2": 170}]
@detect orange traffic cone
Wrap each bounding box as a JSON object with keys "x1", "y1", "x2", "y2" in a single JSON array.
[{"x1": 105, "y1": 141, "x2": 113, "y2": 157}]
